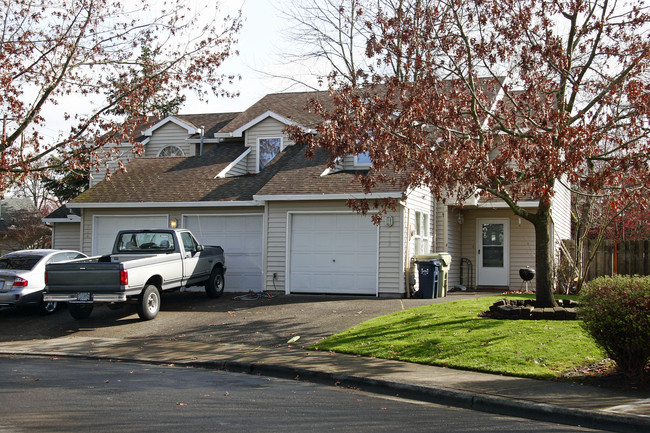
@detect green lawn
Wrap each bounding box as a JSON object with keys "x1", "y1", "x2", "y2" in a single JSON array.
[{"x1": 312, "y1": 295, "x2": 606, "y2": 379}]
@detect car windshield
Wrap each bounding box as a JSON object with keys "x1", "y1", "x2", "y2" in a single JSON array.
[
  {"x1": 0, "y1": 255, "x2": 43, "y2": 270},
  {"x1": 116, "y1": 232, "x2": 175, "y2": 253}
]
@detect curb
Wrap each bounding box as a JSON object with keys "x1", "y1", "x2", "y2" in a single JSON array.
[
  {"x1": 3, "y1": 350, "x2": 648, "y2": 433},
  {"x1": 193, "y1": 358, "x2": 650, "y2": 433}
]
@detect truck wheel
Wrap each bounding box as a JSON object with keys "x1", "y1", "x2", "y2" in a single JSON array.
[
  {"x1": 69, "y1": 304, "x2": 93, "y2": 320},
  {"x1": 39, "y1": 297, "x2": 58, "y2": 315},
  {"x1": 137, "y1": 285, "x2": 160, "y2": 320},
  {"x1": 205, "y1": 267, "x2": 225, "y2": 298}
]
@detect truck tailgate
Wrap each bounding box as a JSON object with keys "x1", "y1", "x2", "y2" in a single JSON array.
[{"x1": 46, "y1": 262, "x2": 125, "y2": 295}]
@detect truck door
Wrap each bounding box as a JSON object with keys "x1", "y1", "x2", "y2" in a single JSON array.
[{"x1": 180, "y1": 231, "x2": 211, "y2": 284}]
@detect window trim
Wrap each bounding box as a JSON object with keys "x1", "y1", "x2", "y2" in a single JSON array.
[{"x1": 257, "y1": 136, "x2": 284, "y2": 171}]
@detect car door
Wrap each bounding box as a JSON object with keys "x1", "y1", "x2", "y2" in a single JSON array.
[{"x1": 180, "y1": 232, "x2": 212, "y2": 285}]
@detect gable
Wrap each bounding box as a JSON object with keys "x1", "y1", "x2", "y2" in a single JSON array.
[{"x1": 145, "y1": 121, "x2": 194, "y2": 157}]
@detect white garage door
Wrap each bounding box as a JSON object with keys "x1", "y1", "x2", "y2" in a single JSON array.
[
  {"x1": 183, "y1": 215, "x2": 263, "y2": 292},
  {"x1": 289, "y1": 213, "x2": 378, "y2": 295},
  {"x1": 93, "y1": 215, "x2": 168, "y2": 255}
]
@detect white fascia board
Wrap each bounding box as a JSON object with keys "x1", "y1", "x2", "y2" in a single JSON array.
[
  {"x1": 214, "y1": 110, "x2": 314, "y2": 138},
  {"x1": 216, "y1": 148, "x2": 251, "y2": 178},
  {"x1": 142, "y1": 116, "x2": 200, "y2": 136},
  {"x1": 186, "y1": 138, "x2": 222, "y2": 143},
  {"x1": 477, "y1": 199, "x2": 539, "y2": 209},
  {"x1": 41, "y1": 216, "x2": 81, "y2": 223},
  {"x1": 253, "y1": 192, "x2": 403, "y2": 201},
  {"x1": 66, "y1": 200, "x2": 264, "y2": 209}
]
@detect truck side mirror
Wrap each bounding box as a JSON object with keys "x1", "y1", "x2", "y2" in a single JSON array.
[{"x1": 196, "y1": 245, "x2": 204, "y2": 252}]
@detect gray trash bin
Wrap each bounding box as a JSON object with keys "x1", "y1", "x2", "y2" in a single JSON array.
[{"x1": 415, "y1": 259, "x2": 441, "y2": 299}]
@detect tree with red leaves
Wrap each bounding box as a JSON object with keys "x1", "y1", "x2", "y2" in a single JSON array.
[
  {"x1": 1, "y1": 0, "x2": 241, "y2": 192},
  {"x1": 289, "y1": 0, "x2": 650, "y2": 307}
]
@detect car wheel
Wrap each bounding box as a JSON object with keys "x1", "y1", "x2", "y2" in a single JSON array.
[
  {"x1": 137, "y1": 285, "x2": 160, "y2": 320},
  {"x1": 69, "y1": 303, "x2": 93, "y2": 320},
  {"x1": 39, "y1": 297, "x2": 58, "y2": 315},
  {"x1": 205, "y1": 267, "x2": 225, "y2": 299}
]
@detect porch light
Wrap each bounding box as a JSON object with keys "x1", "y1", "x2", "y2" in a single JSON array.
[{"x1": 170, "y1": 218, "x2": 178, "y2": 228}]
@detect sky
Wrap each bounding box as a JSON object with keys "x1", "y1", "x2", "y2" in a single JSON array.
[
  {"x1": 182, "y1": 0, "x2": 325, "y2": 114},
  {"x1": 36, "y1": 0, "x2": 327, "y2": 141}
]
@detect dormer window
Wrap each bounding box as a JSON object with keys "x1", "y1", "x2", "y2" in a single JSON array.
[
  {"x1": 158, "y1": 145, "x2": 184, "y2": 157},
  {"x1": 259, "y1": 137, "x2": 282, "y2": 170},
  {"x1": 354, "y1": 151, "x2": 372, "y2": 167}
]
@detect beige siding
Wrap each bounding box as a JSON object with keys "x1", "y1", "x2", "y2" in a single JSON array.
[
  {"x1": 265, "y1": 200, "x2": 404, "y2": 296},
  {"x1": 89, "y1": 144, "x2": 136, "y2": 187},
  {"x1": 245, "y1": 117, "x2": 295, "y2": 174},
  {"x1": 144, "y1": 122, "x2": 192, "y2": 157},
  {"x1": 445, "y1": 206, "x2": 463, "y2": 288},
  {"x1": 52, "y1": 222, "x2": 81, "y2": 250},
  {"x1": 405, "y1": 187, "x2": 434, "y2": 257},
  {"x1": 551, "y1": 177, "x2": 571, "y2": 243},
  {"x1": 226, "y1": 155, "x2": 249, "y2": 177},
  {"x1": 460, "y1": 208, "x2": 536, "y2": 289}
]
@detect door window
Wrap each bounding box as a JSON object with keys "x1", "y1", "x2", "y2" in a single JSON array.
[{"x1": 481, "y1": 223, "x2": 504, "y2": 267}]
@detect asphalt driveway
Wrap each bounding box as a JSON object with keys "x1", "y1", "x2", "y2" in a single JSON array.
[{"x1": 0, "y1": 290, "x2": 495, "y2": 348}]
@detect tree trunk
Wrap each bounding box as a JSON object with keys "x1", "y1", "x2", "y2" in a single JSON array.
[{"x1": 533, "y1": 201, "x2": 558, "y2": 308}]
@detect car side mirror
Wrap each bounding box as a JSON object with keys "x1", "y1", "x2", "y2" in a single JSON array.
[{"x1": 196, "y1": 245, "x2": 204, "y2": 252}]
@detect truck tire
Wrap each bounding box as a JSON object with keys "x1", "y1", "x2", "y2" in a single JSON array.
[
  {"x1": 137, "y1": 285, "x2": 160, "y2": 320},
  {"x1": 69, "y1": 304, "x2": 93, "y2": 320},
  {"x1": 205, "y1": 267, "x2": 225, "y2": 298},
  {"x1": 39, "y1": 297, "x2": 58, "y2": 315}
]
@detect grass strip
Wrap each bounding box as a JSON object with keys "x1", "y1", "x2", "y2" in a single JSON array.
[{"x1": 311, "y1": 295, "x2": 605, "y2": 379}]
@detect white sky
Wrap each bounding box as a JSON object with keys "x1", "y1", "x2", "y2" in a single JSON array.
[
  {"x1": 36, "y1": 0, "x2": 327, "y2": 141},
  {"x1": 183, "y1": 0, "x2": 325, "y2": 114}
]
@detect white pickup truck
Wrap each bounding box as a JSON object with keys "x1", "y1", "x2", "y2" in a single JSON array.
[{"x1": 44, "y1": 229, "x2": 226, "y2": 321}]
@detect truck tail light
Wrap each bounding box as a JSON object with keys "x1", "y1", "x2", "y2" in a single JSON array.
[
  {"x1": 44, "y1": 271, "x2": 48, "y2": 285},
  {"x1": 120, "y1": 270, "x2": 128, "y2": 286},
  {"x1": 12, "y1": 277, "x2": 28, "y2": 287}
]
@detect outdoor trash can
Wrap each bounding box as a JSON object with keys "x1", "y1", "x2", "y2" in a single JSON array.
[{"x1": 416, "y1": 259, "x2": 441, "y2": 299}]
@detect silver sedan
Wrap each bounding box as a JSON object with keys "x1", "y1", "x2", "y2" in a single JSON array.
[{"x1": 0, "y1": 249, "x2": 86, "y2": 314}]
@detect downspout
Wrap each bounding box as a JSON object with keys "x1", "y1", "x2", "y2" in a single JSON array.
[{"x1": 199, "y1": 125, "x2": 205, "y2": 156}]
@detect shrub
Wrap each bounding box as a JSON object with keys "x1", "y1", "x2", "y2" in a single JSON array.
[{"x1": 580, "y1": 275, "x2": 650, "y2": 382}]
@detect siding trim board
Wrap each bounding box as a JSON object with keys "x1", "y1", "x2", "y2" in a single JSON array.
[
  {"x1": 255, "y1": 192, "x2": 403, "y2": 201},
  {"x1": 68, "y1": 201, "x2": 263, "y2": 209}
]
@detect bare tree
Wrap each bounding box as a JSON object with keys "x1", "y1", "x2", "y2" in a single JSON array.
[{"x1": 275, "y1": 0, "x2": 371, "y2": 87}]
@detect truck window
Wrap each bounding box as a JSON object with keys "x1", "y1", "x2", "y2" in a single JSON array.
[
  {"x1": 180, "y1": 232, "x2": 198, "y2": 252},
  {"x1": 117, "y1": 232, "x2": 175, "y2": 252}
]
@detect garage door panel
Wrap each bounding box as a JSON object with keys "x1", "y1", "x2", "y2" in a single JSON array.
[
  {"x1": 290, "y1": 214, "x2": 378, "y2": 295},
  {"x1": 184, "y1": 215, "x2": 263, "y2": 292},
  {"x1": 93, "y1": 216, "x2": 168, "y2": 255}
]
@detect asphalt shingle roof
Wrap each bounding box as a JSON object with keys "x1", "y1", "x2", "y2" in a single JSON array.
[
  {"x1": 220, "y1": 91, "x2": 332, "y2": 133},
  {"x1": 72, "y1": 141, "x2": 402, "y2": 204}
]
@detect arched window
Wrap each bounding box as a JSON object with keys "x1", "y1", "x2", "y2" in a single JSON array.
[{"x1": 158, "y1": 146, "x2": 185, "y2": 157}]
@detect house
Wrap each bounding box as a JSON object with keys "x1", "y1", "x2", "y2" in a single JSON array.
[{"x1": 43, "y1": 90, "x2": 571, "y2": 296}]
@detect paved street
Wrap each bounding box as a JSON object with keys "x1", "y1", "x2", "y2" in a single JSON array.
[{"x1": 0, "y1": 356, "x2": 603, "y2": 433}]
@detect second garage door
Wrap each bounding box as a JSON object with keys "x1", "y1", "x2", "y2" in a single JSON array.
[
  {"x1": 183, "y1": 215, "x2": 263, "y2": 292},
  {"x1": 289, "y1": 213, "x2": 378, "y2": 295}
]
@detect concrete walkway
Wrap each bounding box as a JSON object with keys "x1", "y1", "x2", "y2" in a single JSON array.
[{"x1": 1, "y1": 334, "x2": 648, "y2": 432}]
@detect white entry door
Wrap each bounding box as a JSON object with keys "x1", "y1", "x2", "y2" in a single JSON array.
[
  {"x1": 289, "y1": 213, "x2": 378, "y2": 295},
  {"x1": 477, "y1": 218, "x2": 510, "y2": 286}
]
